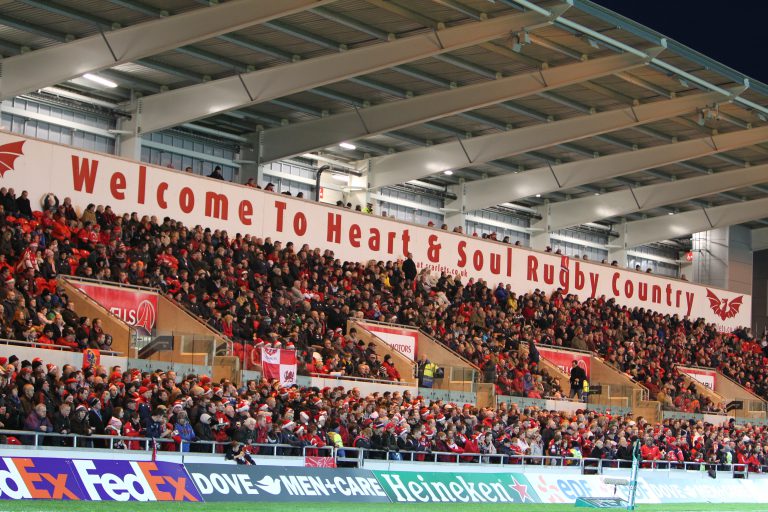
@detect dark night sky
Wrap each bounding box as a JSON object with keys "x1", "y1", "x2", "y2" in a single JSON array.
[{"x1": 593, "y1": 1, "x2": 768, "y2": 84}]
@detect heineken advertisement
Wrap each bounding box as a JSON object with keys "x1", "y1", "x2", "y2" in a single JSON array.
[{"x1": 372, "y1": 470, "x2": 539, "y2": 503}]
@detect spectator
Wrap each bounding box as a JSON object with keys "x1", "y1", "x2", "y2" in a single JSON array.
[{"x1": 208, "y1": 166, "x2": 224, "y2": 180}]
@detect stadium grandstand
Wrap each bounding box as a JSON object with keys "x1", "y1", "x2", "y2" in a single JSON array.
[{"x1": 0, "y1": 0, "x2": 766, "y2": 510}]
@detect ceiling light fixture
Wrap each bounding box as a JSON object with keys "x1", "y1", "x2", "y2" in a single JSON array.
[
  {"x1": 82, "y1": 73, "x2": 118, "y2": 88},
  {"x1": 339, "y1": 142, "x2": 356, "y2": 150},
  {"x1": 443, "y1": 170, "x2": 454, "y2": 176}
]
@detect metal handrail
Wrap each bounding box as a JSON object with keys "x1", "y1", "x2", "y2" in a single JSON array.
[
  {"x1": 307, "y1": 372, "x2": 410, "y2": 386},
  {"x1": 63, "y1": 275, "x2": 159, "y2": 293},
  {"x1": 0, "y1": 428, "x2": 758, "y2": 477},
  {"x1": 0, "y1": 428, "x2": 334, "y2": 456},
  {"x1": 0, "y1": 337, "x2": 122, "y2": 357}
]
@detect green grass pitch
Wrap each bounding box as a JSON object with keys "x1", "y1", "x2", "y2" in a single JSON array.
[{"x1": 1, "y1": 503, "x2": 768, "y2": 512}]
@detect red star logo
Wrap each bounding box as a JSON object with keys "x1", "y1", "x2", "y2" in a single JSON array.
[{"x1": 510, "y1": 477, "x2": 532, "y2": 502}]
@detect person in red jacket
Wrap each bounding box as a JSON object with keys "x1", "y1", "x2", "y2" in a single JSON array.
[
  {"x1": 122, "y1": 413, "x2": 142, "y2": 450},
  {"x1": 382, "y1": 355, "x2": 401, "y2": 381},
  {"x1": 641, "y1": 437, "x2": 662, "y2": 468},
  {"x1": 461, "y1": 432, "x2": 480, "y2": 463}
]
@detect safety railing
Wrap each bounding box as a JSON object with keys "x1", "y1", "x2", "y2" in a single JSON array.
[
  {"x1": 63, "y1": 275, "x2": 158, "y2": 293},
  {"x1": 0, "y1": 337, "x2": 122, "y2": 357},
  {"x1": 0, "y1": 429, "x2": 335, "y2": 457},
  {"x1": 0, "y1": 429, "x2": 756, "y2": 478}
]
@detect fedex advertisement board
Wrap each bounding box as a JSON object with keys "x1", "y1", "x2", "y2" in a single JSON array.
[
  {"x1": 73, "y1": 281, "x2": 157, "y2": 335},
  {"x1": 0, "y1": 132, "x2": 751, "y2": 331},
  {"x1": 0, "y1": 457, "x2": 200, "y2": 502}
]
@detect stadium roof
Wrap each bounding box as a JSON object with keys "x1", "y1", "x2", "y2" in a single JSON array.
[{"x1": 1, "y1": 0, "x2": 768, "y2": 244}]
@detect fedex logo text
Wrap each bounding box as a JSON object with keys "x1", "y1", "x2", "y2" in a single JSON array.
[
  {"x1": 73, "y1": 460, "x2": 200, "y2": 502},
  {"x1": 0, "y1": 457, "x2": 81, "y2": 500}
]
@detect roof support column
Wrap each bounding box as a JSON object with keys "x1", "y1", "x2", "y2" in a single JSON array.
[
  {"x1": 609, "y1": 221, "x2": 628, "y2": 268},
  {"x1": 238, "y1": 132, "x2": 263, "y2": 186},
  {"x1": 116, "y1": 109, "x2": 141, "y2": 161},
  {"x1": 444, "y1": 182, "x2": 466, "y2": 232},
  {"x1": 530, "y1": 203, "x2": 551, "y2": 251}
]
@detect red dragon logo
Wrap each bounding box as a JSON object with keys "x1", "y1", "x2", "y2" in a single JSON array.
[
  {"x1": 0, "y1": 141, "x2": 25, "y2": 177},
  {"x1": 706, "y1": 288, "x2": 743, "y2": 321}
]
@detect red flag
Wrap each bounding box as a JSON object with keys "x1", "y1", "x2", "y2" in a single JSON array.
[
  {"x1": 305, "y1": 456, "x2": 336, "y2": 468},
  {"x1": 261, "y1": 348, "x2": 297, "y2": 385}
]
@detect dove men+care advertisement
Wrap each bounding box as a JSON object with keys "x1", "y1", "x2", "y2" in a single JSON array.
[{"x1": 185, "y1": 465, "x2": 390, "y2": 502}]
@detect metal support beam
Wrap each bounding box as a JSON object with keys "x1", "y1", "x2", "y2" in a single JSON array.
[
  {"x1": 1, "y1": 0, "x2": 334, "y2": 99},
  {"x1": 624, "y1": 197, "x2": 768, "y2": 247},
  {"x1": 260, "y1": 51, "x2": 651, "y2": 163},
  {"x1": 135, "y1": 9, "x2": 552, "y2": 133},
  {"x1": 752, "y1": 226, "x2": 768, "y2": 252},
  {"x1": 548, "y1": 163, "x2": 768, "y2": 230},
  {"x1": 368, "y1": 90, "x2": 719, "y2": 188},
  {"x1": 461, "y1": 124, "x2": 768, "y2": 212}
]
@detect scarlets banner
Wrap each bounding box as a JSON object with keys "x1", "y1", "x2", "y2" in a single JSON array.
[
  {"x1": 536, "y1": 346, "x2": 591, "y2": 379},
  {"x1": 73, "y1": 281, "x2": 157, "y2": 335},
  {"x1": 0, "y1": 457, "x2": 200, "y2": 502},
  {"x1": 0, "y1": 131, "x2": 751, "y2": 331}
]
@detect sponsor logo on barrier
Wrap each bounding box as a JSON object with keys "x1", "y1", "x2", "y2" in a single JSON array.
[
  {"x1": 186, "y1": 465, "x2": 389, "y2": 502},
  {"x1": 0, "y1": 457, "x2": 82, "y2": 500},
  {"x1": 373, "y1": 471, "x2": 539, "y2": 503},
  {"x1": 72, "y1": 460, "x2": 200, "y2": 502}
]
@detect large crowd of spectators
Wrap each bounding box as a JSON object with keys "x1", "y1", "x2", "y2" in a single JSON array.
[
  {"x1": 1, "y1": 356, "x2": 766, "y2": 471},
  {"x1": 0, "y1": 190, "x2": 765, "y2": 414}
]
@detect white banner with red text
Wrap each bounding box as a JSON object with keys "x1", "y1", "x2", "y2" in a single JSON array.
[
  {"x1": 358, "y1": 322, "x2": 418, "y2": 361},
  {"x1": 677, "y1": 366, "x2": 717, "y2": 390},
  {"x1": 0, "y1": 132, "x2": 751, "y2": 331}
]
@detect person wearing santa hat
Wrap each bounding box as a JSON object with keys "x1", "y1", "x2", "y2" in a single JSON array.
[
  {"x1": 105, "y1": 406, "x2": 125, "y2": 449},
  {"x1": 305, "y1": 423, "x2": 327, "y2": 457}
]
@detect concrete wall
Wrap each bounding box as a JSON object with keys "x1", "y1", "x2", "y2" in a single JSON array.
[
  {"x1": 753, "y1": 249, "x2": 768, "y2": 335},
  {"x1": 692, "y1": 226, "x2": 753, "y2": 295},
  {"x1": 728, "y1": 226, "x2": 754, "y2": 295}
]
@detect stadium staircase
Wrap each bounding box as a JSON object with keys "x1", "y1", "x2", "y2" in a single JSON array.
[
  {"x1": 59, "y1": 278, "x2": 135, "y2": 357},
  {"x1": 711, "y1": 370, "x2": 767, "y2": 420},
  {"x1": 589, "y1": 355, "x2": 661, "y2": 423},
  {"x1": 346, "y1": 319, "x2": 417, "y2": 387},
  {"x1": 61, "y1": 278, "x2": 239, "y2": 384},
  {"x1": 348, "y1": 319, "x2": 498, "y2": 405}
]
